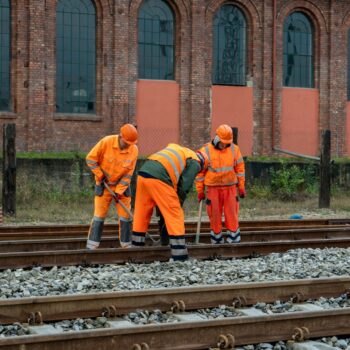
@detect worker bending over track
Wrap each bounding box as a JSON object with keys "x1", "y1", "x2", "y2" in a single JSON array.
[
  {"x1": 132, "y1": 143, "x2": 208, "y2": 261},
  {"x1": 196, "y1": 124, "x2": 245, "y2": 244},
  {"x1": 86, "y1": 124, "x2": 138, "y2": 249}
]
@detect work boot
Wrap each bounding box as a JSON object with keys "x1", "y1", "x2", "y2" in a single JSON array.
[
  {"x1": 86, "y1": 217, "x2": 104, "y2": 249},
  {"x1": 132, "y1": 231, "x2": 146, "y2": 246},
  {"x1": 226, "y1": 228, "x2": 241, "y2": 243},
  {"x1": 210, "y1": 230, "x2": 224, "y2": 244},
  {"x1": 169, "y1": 235, "x2": 188, "y2": 261},
  {"x1": 119, "y1": 218, "x2": 132, "y2": 248}
]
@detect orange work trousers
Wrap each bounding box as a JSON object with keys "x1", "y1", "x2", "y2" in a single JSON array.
[
  {"x1": 206, "y1": 186, "x2": 239, "y2": 234},
  {"x1": 94, "y1": 188, "x2": 131, "y2": 239},
  {"x1": 133, "y1": 176, "x2": 184, "y2": 235}
]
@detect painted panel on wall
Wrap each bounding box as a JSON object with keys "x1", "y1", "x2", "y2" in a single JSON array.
[
  {"x1": 281, "y1": 88, "x2": 319, "y2": 156},
  {"x1": 211, "y1": 86, "x2": 253, "y2": 155},
  {"x1": 136, "y1": 80, "x2": 179, "y2": 155},
  {"x1": 347, "y1": 102, "x2": 350, "y2": 156}
]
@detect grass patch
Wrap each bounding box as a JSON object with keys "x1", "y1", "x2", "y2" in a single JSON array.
[
  {"x1": 15, "y1": 151, "x2": 87, "y2": 159},
  {"x1": 3, "y1": 167, "x2": 350, "y2": 225}
]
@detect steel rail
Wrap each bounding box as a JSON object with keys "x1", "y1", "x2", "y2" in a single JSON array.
[
  {"x1": 0, "y1": 224, "x2": 340, "y2": 241},
  {"x1": 1, "y1": 226, "x2": 350, "y2": 252},
  {"x1": 0, "y1": 277, "x2": 349, "y2": 324},
  {"x1": 1, "y1": 238, "x2": 350, "y2": 269},
  {"x1": 0, "y1": 221, "x2": 348, "y2": 241},
  {"x1": 1, "y1": 308, "x2": 350, "y2": 349},
  {"x1": 0, "y1": 217, "x2": 346, "y2": 234}
]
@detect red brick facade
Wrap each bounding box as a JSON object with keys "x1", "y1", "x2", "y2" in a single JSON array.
[{"x1": 1, "y1": 0, "x2": 350, "y2": 155}]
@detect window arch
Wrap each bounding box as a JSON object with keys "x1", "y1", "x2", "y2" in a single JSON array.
[
  {"x1": 0, "y1": 0, "x2": 10, "y2": 111},
  {"x1": 56, "y1": 0, "x2": 96, "y2": 113},
  {"x1": 138, "y1": 0, "x2": 175, "y2": 80},
  {"x1": 283, "y1": 11, "x2": 314, "y2": 88},
  {"x1": 213, "y1": 4, "x2": 247, "y2": 86}
]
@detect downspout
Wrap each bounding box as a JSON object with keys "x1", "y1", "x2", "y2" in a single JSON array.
[{"x1": 271, "y1": 0, "x2": 277, "y2": 152}]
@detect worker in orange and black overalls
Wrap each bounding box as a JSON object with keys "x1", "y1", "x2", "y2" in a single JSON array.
[
  {"x1": 131, "y1": 144, "x2": 208, "y2": 261},
  {"x1": 195, "y1": 124, "x2": 245, "y2": 244},
  {"x1": 86, "y1": 124, "x2": 138, "y2": 249}
]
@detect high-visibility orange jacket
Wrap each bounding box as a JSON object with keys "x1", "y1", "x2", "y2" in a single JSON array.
[
  {"x1": 86, "y1": 135, "x2": 138, "y2": 195},
  {"x1": 195, "y1": 142, "x2": 245, "y2": 193},
  {"x1": 148, "y1": 143, "x2": 200, "y2": 191}
]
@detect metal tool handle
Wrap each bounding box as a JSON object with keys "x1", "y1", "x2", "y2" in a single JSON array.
[
  {"x1": 195, "y1": 199, "x2": 204, "y2": 244},
  {"x1": 103, "y1": 181, "x2": 134, "y2": 219}
]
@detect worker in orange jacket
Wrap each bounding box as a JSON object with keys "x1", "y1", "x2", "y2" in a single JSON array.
[
  {"x1": 86, "y1": 124, "x2": 138, "y2": 249},
  {"x1": 132, "y1": 144, "x2": 208, "y2": 261},
  {"x1": 195, "y1": 124, "x2": 245, "y2": 244}
]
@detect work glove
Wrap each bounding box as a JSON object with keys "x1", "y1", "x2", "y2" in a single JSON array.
[
  {"x1": 238, "y1": 188, "x2": 246, "y2": 199},
  {"x1": 123, "y1": 186, "x2": 131, "y2": 197},
  {"x1": 97, "y1": 175, "x2": 105, "y2": 184},
  {"x1": 197, "y1": 192, "x2": 205, "y2": 202},
  {"x1": 94, "y1": 182, "x2": 104, "y2": 197},
  {"x1": 113, "y1": 193, "x2": 121, "y2": 202}
]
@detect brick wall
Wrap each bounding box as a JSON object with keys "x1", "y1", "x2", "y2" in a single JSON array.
[{"x1": 0, "y1": 0, "x2": 349, "y2": 156}]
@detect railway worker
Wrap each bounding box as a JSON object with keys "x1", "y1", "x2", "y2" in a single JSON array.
[
  {"x1": 86, "y1": 124, "x2": 138, "y2": 249},
  {"x1": 195, "y1": 124, "x2": 245, "y2": 244},
  {"x1": 131, "y1": 143, "x2": 208, "y2": 261}
]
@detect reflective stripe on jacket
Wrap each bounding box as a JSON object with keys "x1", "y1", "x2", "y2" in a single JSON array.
[
  {"x1": 195, "y1": 142, "x2": 245, "y2": 192},
  {"x1": 148, "y1": 143, "x2": 199, "y2": 190},
  {"x1": 86, "y1": 135, "x2": 138, "y2": 195}
]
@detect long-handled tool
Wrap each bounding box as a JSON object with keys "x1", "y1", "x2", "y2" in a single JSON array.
[
  {"x1": 195, "y1": 199, "x2": 204, "y2": 244},
  {"x1": 103, "y1": 180, "x2": 133, "y2": 219},
  {"x1": 103, "y1": 181, "x2": 160, "y2": 245}
]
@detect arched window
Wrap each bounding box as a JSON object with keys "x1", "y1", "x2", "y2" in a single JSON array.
[
  {"x1": 213, "y1": 4, "x2": 246, "y2": 86},
  {"x1": 0, "y1": 0, "x2": 10, "y2": 111},
  {"x1": 56, "y1": 0, "x2": 96, "y2": 113},
  {"x1": 283, "y1": 12, "x2": 313, "y2": 88},
  {"x1": 138, "y1": 0, "x2": 175, "y2": 80}
]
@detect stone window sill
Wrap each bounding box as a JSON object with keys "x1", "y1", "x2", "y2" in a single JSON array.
[
  {"x1": 0, "y1": 111, "x2": 17, "y2": 119},
  {"x1": 54, "y1": 113, "x2": 102, "y2": 122}
]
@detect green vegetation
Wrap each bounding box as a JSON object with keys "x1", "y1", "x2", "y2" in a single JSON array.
[
  {"x1": 246, "y1": 155, "x2": 318, "y2": 163},
  {"x1": 2, "y1": 156, "x2": 350, "y2": 225},
  {"x1": 16, "y1": 151, "x2": 87, "y2": 159},
  {"x1": 3, "y1": 169, "x2": 350, "y2": 225},
  {"x1": 270, "y1": 161, "x2": 318, "y2": 200}
]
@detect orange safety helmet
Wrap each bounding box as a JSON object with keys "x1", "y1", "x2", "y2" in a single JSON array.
[
  {"x1": 120, "y1": 124, "x2": 138, "y2": 145},
  {"x1": 216, "y1": 124, "x2": 233, "y2": 144},
  {"x1": 196, "y1": 150, "x2": 209, "y2": 170}
]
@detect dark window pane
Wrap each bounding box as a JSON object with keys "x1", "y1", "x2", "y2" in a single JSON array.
[
  {"x1": 138, "y1": 0, "x2": 175, "y2": 80},
  {"x1": 56, "y1": 0, "x2": 96, "y2": 113},
  {"x1": 283, "y1": 12, "x2": 313, "y2": 88},
  {"x1": 212, "y1": 4, "x2": 246, "y2": 86},
  {"x1": 0, "y1": 0, "x2": 11, "y2": 111}
]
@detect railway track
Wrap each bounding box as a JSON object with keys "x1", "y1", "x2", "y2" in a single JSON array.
[
  {"x1": 1, "y1": 277, "x2": 349, "y2": 324},
  {"x1": 1, "y1": 219, "x2": 350, "y2": 348},
  {"x1": 0, "y1": 236, "x2": 350, "y2": 269},
  {"x1": 0, "y1": 218, "x2": 348, "y2": 241},
  {"x1": 1, "y1": 226, "x2": 350, "y2": 252},
  {"x1": 0, "y1": 277, "x2": 349, "y2": 349},
  {"x1": 2, "y1": 309, "x2": 350, "y2": 350}
]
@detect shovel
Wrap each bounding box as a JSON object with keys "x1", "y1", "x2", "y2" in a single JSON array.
[
  {"x1": 103, "y1": 181, "x2": 160, "y2": 246},
  {"x1": 195, "y1": 199, "x2": 204, "y2": 244}
]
